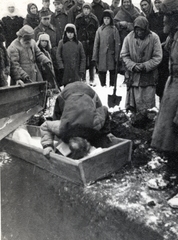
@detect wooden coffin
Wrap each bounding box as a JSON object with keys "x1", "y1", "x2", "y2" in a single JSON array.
[{"x1": 0, "y1": 82, "x2": 132, "y2": 186}]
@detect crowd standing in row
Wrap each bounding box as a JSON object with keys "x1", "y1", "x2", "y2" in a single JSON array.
[{"x1": 0, "y1": 0, "x2": 178, "y2": 187}]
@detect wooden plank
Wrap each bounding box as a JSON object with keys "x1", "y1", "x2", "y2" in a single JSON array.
[
  {"x1": 0, "y1": 106, "x2": 42, "y2": 141},
  {"x1": 0, "y1": 82, "x2": 47, "y2": 106},
  {"x1": 1, "y1": 138, "x2": 84, "y2": 185},
  {"x1": 0, "y1": 95, "x2": 41, "y2": 119},
  {"x1": 79, "y1": 140, "x2": 132, "y2": 185}
]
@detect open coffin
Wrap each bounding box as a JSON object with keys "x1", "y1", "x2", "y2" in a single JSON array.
[{"x1": 0, "y1": 82, "x2": 132, "y2": 186}]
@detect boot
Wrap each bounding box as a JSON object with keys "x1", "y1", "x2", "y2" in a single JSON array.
[{"x1": 99, "y1": 72, "x2": 106, "y2": 86}]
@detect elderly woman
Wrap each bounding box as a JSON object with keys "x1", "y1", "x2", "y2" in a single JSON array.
[
  {"x1": 120, "y1": 16, "x2": 162, "y2": 117},
  {"x1": 1, "y1": 2, "x2": 24, "y2": 47},
  {"x1": 114, "y1": 0, "x2": 140, "y2": 45}
]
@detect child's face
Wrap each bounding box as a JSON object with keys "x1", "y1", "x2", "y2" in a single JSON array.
[
  {"x1": 66, "y1": 32, "x2": 74, "y2": 40},
  {"x1": 83, "y1": 7, "x2": 90, "y2": 16},
  {"x1": 8, "y1": 6, "x2": 15, "y2": 13},
  {"x1": 40, "y1": 40, "x2": 48, "y2": 48},
  {"x1": 30, "y1": 5, "x2": 37, "y2": 14},
  {"x1": 103, "y1": 17, "x2": 111, "y2": 26},
  {"x1": 154, "y1": 0, "x2": 162, "y2": 11}
]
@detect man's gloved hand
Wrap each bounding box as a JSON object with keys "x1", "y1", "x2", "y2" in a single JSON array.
[
  {"x1": 16, "y1": 80, "x2": 25, "y2": 87},
  {"x1": 43, "y1": 146, "x2": 54, "y2": 158}
]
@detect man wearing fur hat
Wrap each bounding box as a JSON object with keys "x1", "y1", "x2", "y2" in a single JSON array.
[
  {"x1": 151, "y1": 0, "x2": 178, "y2": 181},
  {"x1": 75, "y1": 3, "x2": 99, "y2": 85},
  {"x1": 7, "y1": 25, "x2": 51, "y2": 86}
]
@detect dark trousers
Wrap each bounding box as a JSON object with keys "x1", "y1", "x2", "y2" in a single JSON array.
[{"x1": 98, "y1": 70, "x2": 115, "y2": 87}]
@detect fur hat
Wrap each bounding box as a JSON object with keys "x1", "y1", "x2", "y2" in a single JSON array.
[
  {"x1": 36, "y1": 33, "x2": 52, "y2": 49},
  {"x1": 64, "y1": 23, "x2": 77, "y2": 34},
  {"x1": 16, "y1": 25, "x2": 34, "y2": 39},
  {"x1": 160, "y1": 0, "x2": 178, "y2": 14},
  {"x1": 82, "y1": 2, "x2": 91, "y2": 9}
]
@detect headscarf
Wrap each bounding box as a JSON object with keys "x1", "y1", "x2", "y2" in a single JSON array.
[
  {"x1": 2, "y1": 1, "x2": 21, "y2": 18},
  {"x1": 27, "y1": 3, "x2": 39, "y2": 17},
  {"x1": 140, "y1": 0, "x2": 154, "y2": 17},
  {"x1": 134, "y1": 16, "x2": 150, "y2": 38},
  {"x1": 114, "y1": 0, "x2": 140, "y2": 23}
]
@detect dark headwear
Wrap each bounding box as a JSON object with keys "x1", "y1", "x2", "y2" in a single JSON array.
[
  {"x1": 63, "y1": 23, "x2": 78, "y2": 43},
  {"x1": 101, "y1": 9, "x2": 114, "y2": 25},
  {"x1": 134, "y1": 16, "x2": 150, "y2": 38}
]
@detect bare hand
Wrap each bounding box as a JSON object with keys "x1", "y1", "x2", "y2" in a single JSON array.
[
  {"x1": 43, "y1": 146, "x2": 54, "y2": 158},
  {"x1": 16, "y1": 80, "x2": 25, "y2": 87}
]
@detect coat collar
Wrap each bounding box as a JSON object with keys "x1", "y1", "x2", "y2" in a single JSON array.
[{"x1": 39, "y1": 22, "x2": 55, "y2": 31}]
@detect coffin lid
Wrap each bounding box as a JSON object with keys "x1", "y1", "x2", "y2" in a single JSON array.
[{"x1": 0, "y1": 82, "x2": 47, "y2": 141}]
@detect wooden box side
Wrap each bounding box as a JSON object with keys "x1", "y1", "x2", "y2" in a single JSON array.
[
  {"x1": 1, "y1": 136, "x2": 84, "y2": 186},
  {"x1": 78, "y1": 139, "x2": 132, "y2": 185}
]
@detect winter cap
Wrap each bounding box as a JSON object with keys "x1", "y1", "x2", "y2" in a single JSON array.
[
  {"x1": 39, "y1": 10, "x2": 52, "y2": 18},
  {"x1": 82, "y1": 2, "x2": 91, "y2": 9},
  {"x1": 160, "y1": 0, "x2": 178, "y2": 14},
  {"x1": 64, "y1": 23, "x2": 77, "y2": 34},
  {"x1": 37, "y1": 33, "x2": 52, "y2": 49},
  {"x1": 16, "y1": 25, "x2": 34, "y2": 39},
  {"x1": 102, "y1": 9, "x2": 114, "y2": 19}
]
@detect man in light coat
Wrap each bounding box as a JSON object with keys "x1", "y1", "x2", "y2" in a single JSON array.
[{"x1": 7, "y1": 25, "x2": 51, "y2": 85}]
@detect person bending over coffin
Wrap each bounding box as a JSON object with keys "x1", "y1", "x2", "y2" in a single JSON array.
[{"x1": 40, "y1": 81, "x2": 112, "y2": 159}]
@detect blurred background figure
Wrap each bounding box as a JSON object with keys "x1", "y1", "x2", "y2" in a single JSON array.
[
  {"x1": 24, "y1": 3, "x2": 40, "y2": 29},
  {"x1": 1, "y1": 1, "x2": 24, "y2": 48},
  {"x1": 0, "y1": 33, "x2": 10, "y2": 87},
  {"x1": 39, "y1": 0, "x2": 54, "y2": 16},
  {"x1": 91, "y1": 0, "x2": 109, "y2": 24},
  {"x1": 68, "y1": 0, "x2": 84, "y2": 23},
  {"x1": 75, "y1": 2, "x2": 99, "y2": 85},
  {"x1": 110, "y1": 0, "x2": 120, "y2": 16}
]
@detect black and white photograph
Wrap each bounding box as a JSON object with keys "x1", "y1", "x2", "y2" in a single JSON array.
[{"x1": 1, "y1": 0, "x2": 178, "y2": 239}]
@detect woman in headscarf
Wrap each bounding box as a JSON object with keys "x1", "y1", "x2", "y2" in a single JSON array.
[
  {"x1": 23, "y1": 3, "x2": 40, "y2": 29},
  {"x1": 1, "y1": 1, "x2": 24, "y2": 47},
  {"x1": 114, "y1": 0, "x2": 140, "y2": 45},
  {"x1": 140, "y1": 0, "x2": 166, "y2": 42},
  {"x1": 120, "y1": 16, "x2": 162, "y2": 118}
]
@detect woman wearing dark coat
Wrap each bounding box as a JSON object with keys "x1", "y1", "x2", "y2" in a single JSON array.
[
  {"x1": 75, "y1": 3, "x2": 99, "y2": 84},
  {"x1": 1, "y1": 3, "x2": 24, "y2": 48},
  {"x1": 23, "y1": 3, "x2": 40, "y2": 29}
]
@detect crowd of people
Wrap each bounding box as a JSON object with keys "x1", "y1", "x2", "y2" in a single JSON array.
[{"x1": 1, "y1": 0, "x2": 178, "y2": 203}]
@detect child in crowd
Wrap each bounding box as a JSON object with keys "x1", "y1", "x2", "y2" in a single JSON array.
[
  {"x1": 0, "y1": 34, "x2": 10, "y2": 87},
  {"x1": 56, "y1": 23, "x2": 86, "y2": 86},
  {"x1": 92, "y1": 10, "x2": 120, "y2": 87},
  {"x1": 37, "y1": 33, "x2": 57, "y2": 89},
  {"x1": 24, "y1": 3, "x2": 40, "y2": 29}
]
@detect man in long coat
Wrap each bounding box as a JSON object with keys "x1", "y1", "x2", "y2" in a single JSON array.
[{"x1": 7, "y1": 25, "x2": 51, "y2": 85}]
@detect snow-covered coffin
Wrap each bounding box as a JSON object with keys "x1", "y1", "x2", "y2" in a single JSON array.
[{"x1": 0, "y1": 83, "x2": 132, "y2": 186}]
